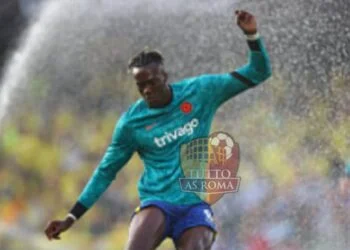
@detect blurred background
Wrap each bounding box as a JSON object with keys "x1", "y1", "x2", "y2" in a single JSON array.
[{"x1": 0, "y1": 0, "x2": 349, "y2": 249}]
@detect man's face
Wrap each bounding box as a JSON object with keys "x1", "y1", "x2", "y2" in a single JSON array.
[{"x1": 132, "y1": 63, "x2": 169, "y2": 108}]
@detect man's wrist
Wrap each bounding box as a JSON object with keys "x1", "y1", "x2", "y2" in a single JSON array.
[
  {"x1": 246, "y1": 32, "x2": 262, "y2": 52},
  {"x1": 246, "y1": 32, "x2": 260, "y2": 41},
  {"x1": 66, "y1": 213, "x2": 77, "y2": 222}
]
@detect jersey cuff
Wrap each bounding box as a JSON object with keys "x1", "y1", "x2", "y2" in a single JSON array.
[
  {"x1": 69, "y1": 202, "x2": 88, "y2": 219},
  {"x1": 247, "y1": 39, "x2": 262, "y2": 52},
  {"x1": 230, "y1": 72, "x2": 256, "y2": 88}
]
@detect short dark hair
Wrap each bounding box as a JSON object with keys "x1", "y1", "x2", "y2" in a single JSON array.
[{"x1": 128, "y1": 48, "x2": 163, "y2": 69}]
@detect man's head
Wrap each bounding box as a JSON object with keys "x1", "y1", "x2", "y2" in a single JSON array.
[{"x1": 128, "y1": 49, "x2": 171, "y2": 108}]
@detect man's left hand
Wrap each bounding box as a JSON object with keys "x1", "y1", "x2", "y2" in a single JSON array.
[{"x1": 235, "y1": 10, "x2": 257, "y2": 35}]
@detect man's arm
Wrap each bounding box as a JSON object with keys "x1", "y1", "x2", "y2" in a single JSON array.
[
  {"x1": 70, "y1": 112, "x2": 135, "y2": 219},
  {"x1": 231, "y1": 9, "x2": 272, "y2": 86},
  {"x1": 197, "y1": 10, "x2": 272, "y2": 107},
  {"x1": 45, "y1": 112, "x2": 135, "y2": 240}
]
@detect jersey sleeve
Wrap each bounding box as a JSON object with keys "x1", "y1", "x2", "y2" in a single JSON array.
[
  {"x1": 197, "y1": 37, "x2": 272, "y2": 108},
  {"x1": 71, "y1": 112, "x2": 135, "y2": 218}
]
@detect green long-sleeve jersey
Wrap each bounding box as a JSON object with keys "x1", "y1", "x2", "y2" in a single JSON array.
[{"x1": 70, "y1": 37, "x2": 271, "y2": 218}]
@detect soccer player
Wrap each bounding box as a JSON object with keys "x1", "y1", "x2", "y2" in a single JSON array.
[{"x1": 45, "y1": 10, "x2": 271, "y2": 250}]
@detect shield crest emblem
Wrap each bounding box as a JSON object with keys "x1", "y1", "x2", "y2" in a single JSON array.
[{"x1": 179, "y1": 132, "x2": 240, "y2": 204}]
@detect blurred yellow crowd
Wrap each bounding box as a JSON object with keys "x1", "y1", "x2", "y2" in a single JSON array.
[{"x1": 0, "y1": 72, "x2": 349, "y2": 250}]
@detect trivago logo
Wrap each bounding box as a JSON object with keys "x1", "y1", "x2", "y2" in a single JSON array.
[
  {"x1": 154, "y1": 118, "x2": 199, "y2": 148},
  {"x1": 179, "y1": 131, "x2": 241, "y2": 204}
]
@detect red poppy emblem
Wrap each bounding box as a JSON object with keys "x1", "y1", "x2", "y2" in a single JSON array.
[{"x1": 181, "y1": 102, "x2": 192, "y2": 114}]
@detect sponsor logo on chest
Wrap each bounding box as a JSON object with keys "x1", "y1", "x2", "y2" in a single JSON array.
[{"x1": 154, "y1": 118, "x2": 199, "y2": 148}]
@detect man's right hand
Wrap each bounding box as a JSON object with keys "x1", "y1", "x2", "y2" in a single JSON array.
[
  {"x1": 44, "y1": 217, "x2": 75, "y2": 240},
  {"x1": 235, "y1": 10, "x2": 258, "y2": 35}
]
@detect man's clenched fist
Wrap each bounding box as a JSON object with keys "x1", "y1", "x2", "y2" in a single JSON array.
[{"x1": 235, "y1": 10, "x2": 258, "y2": 35}]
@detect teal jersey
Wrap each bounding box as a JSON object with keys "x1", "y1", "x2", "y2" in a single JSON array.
[{"x1": 77, "y1": 38, "x2": 271, "y2": 209}]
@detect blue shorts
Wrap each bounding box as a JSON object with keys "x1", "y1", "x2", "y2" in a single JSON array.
[{"x1": 132, "y1": 200, "x2": 216, "y2": 242}]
